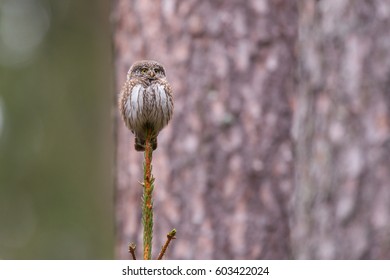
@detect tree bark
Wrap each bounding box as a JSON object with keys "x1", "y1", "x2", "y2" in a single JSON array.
[
  {"x1": 293, "y1": 0, "x2": 390, "y2": 259},
  {"x1": 112, "y1": 0, "x2": 297, "y2": 259}
]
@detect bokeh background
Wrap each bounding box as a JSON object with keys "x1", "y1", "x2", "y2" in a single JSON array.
[
  {"x1": 0, "y1": 0, "x2": 114, "y2": 259},
  {"x1": 2, "y1": 0, "x2": 390, "y2": 260},
  {"x1": 112, "y1": 0, "x2": 390, "y2": 259}
]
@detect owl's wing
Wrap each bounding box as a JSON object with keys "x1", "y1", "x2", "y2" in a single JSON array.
[
  {"x1": 129, "y1": 84, "x2": 145, "y2": 126},
  {"x1": 162, "y1": 80, "x2": 173, "y2": 99},
  {"x1": 161, "y1": 80, "x2": 173, "y2": 121}
]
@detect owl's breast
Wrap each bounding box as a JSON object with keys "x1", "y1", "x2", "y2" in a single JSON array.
[{"x1": 123, "y1": 82, "x2": 173, "y2": 134}]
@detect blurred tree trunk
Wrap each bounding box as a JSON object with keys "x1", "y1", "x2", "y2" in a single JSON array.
[
  {"x1": 292, "y1": 0, "x2": 390, "y2": 259},
  {"x1": 112, "y1": 0, "x2": 297, "y2": 259}
]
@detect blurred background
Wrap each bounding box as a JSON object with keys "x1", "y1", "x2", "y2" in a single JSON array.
[
  {"x1": 112, "y1": 0, "x2": 390, "y2": 260},
  {"x1": 0, "y1": 0, "x2": 114, "y2": 259},
  {"x1": 2, "y1": 0, "x2": 390, "y2": 260}
]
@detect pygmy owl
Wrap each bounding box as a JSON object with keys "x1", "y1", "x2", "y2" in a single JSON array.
[{"x1": 119, "y1": 60, "x2": 173, "y2": 151}]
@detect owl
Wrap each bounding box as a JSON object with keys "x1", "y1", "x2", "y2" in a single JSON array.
[{"x1": 119, "y1": 60, "x2": 173, "y2": 151}]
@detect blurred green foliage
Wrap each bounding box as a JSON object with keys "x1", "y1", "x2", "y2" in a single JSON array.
[{"x1": 0, "y1": 0, "x2": 114, "y2": 259}]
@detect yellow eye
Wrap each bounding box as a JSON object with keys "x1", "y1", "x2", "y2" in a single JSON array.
[{"x1": 140, "y1": 68, "x2": 148, "y2": 74}]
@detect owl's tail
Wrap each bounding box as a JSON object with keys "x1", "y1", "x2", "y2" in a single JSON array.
[{"x1": 135, "y1": 136, "x2": 157, "y2": 151}]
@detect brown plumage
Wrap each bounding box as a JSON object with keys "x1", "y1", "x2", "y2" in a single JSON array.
[{"x1": 119, "y1": 60, "x2": 173, "y2": 151}]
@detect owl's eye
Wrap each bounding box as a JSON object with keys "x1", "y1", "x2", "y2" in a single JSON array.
[
  {"x1": 140, "y1": 68, "x2": 148, "y2": 74},
  {"x1": 154, "y1": 68, "x2": 163, "y2": 75}
]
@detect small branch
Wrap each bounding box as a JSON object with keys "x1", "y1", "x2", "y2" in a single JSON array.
[
  {"x1": 157, "y1": 229, "x2": 177, "y2": 260},
  {"x1": 142, "y1": 129, "x2": 154, "y2": 260},
  {"x1": 128, "y1": 242, "x2": 137, "y2": 260}
]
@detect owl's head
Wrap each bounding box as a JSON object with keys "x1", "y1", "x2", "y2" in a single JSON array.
[{"x1": 128, "y1": 60, "x2": 166, "y2": 81}]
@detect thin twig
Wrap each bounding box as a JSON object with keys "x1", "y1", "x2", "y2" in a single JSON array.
[
  {"x1": 128, "y1": 242, "x2": 137, "y2": 260},
  {"x1": 157, "y1": 229, "x2": 177, "y2": 260},
  {"x1": 142, "y1": 129, "x2": 154, "y2": 260}
]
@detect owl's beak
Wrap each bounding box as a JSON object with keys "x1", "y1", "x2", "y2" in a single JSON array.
[{"x1": 149, "y1": 70, "x2": 155, "y2": 78}]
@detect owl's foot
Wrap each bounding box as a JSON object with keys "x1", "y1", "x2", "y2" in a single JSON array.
[
  {"x1": 134, "y1": 136, "x2": 157, "y2": 151},
  {"x1": 151, "y1": 137, "x2": 157, "y2": 150}
]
